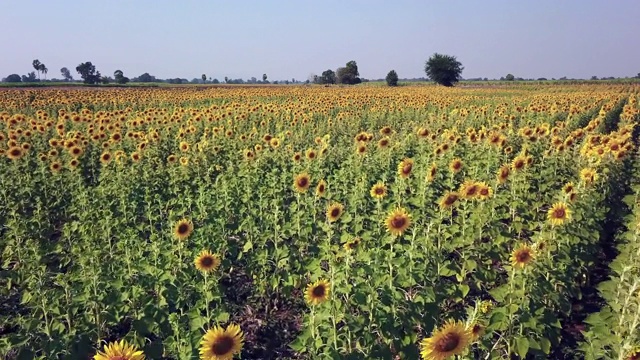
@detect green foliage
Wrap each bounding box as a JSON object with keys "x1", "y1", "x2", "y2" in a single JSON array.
[
  {"x1": 3, "y1": 74, "x2": 22, "y2": 83},
  {"x1": 337, "y1": 60, "x2": 361, "y2": 85},
  {"x1": 424, "y1": 53, "x2": 464, "y2": 86},
  {"x1": 75, "y1": 62, "x2": 101, "y2": 84},
  {"x1": 114, "y1": 70, "x2": 130, "y2": 85},
  {"x1": 319, "y1": 69, "x2": 336, "y2": 84},
  {"x1": 60, "y1": 67, "x2": 73, "y2": 82},
  {"x1": 505, "y1": 74, "x2": 515, "y2": 81},
  {"x1": 385, "y1": 70, "x2": 398, "y2": 86}
]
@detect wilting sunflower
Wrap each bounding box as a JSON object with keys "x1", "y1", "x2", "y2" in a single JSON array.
[
  {"x1": 547, "y1": 202, "x2": 571, "y2": 226},
  {"x1": 468, "y1": 323, "x2": 485, "y2": 341},
  {"x1": 459, "y1": 180, "x2": 480, "y2": 199},
  {"x1": 326, "y1": 203, "x2": 344, "y2": 222},
  {"x1": 426, "y1": 163, "x2": 437, "y2": 182},
  {"x1": 305, "y1": 279, "x2": 331, "y2": 306},
  {"x1": 293, "y1": 173, "x2": 311, "y2": 193},
  {"x1": 194, "y1": 250, "x2": 221, "y2": 273},
  {"x1": 580, "y1": 168, "x2": 598, "y2": 186},
  {"x1": 370, "y1": 182, "x2": 387, "y2": 199},
  {"x1": 397, "y1": 158, "x2": 414, "y2": 178},
  {"x1": 385, "y1": 207, "x2": 411, "y2": 236},
  {"x1": 6, "y1": 146, "x2": 23, "y2": 160},
  {"x1": 174, "y1": 218, "x2": 194, "y2": 241},
  {"x1": 439, "y1": 191, "x2": 460, "y2": 210},
  {"x1": 315, "y1": 180, "x2": 327, "y2": 197},
  {"x1": 93, "y1": 339, "x2": 145, "y2": 360},
  {"x1": 199, "y1": 324, "x2": 244, "y2": 360},
  {"x1": 568, "y1": 191, "x2": 578, "y2": 203},
  {"x1": 449, "y1": 158, "x2": 463, "y2": 173},
  {"x1": 511, "y1": 244, "x2": 535, "y2": 269},
  {"x1": 497, "y1": 164, "x2": 510, "y2": 184},
  {"x1": 420, "y1": 320, "x2": 471, "y2": 360}
]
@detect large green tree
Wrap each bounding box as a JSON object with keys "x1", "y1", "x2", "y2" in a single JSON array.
[
  {"x1": 76, "y1": 62, "x2": 101, "y2": 84},
  {"x1": 424, "y1": 53, "x2": 464, "y2": 86},
  {"x1": 336, "y1": 60, "x2": 361, "y2": 85},
  {"x1": 386, "y1": 70, "x2": 399, "y2": 86}
]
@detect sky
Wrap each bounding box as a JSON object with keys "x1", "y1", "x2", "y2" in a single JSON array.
[{"x1": 1, "y1": 1, "x2": 639, "y2": 81}]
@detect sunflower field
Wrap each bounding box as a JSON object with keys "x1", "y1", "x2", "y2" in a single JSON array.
[{"x1": 0, "y1": 84, "x2": 639, "y2": 360}]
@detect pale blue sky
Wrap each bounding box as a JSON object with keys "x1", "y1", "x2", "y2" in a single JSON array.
[{"x1": 1, "y1": 1, "x2": 638, "y2": 80}]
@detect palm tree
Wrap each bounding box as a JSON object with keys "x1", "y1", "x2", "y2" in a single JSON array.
[
  {"x1": 32, "y1": 59, "x2": 42, "y2": 80},
  {"x1": 39, "y1": 64, "x2": 48, "y2": 80}
]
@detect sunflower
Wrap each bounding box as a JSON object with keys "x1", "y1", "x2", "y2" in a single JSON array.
[
  {"x1": 627, "y1": 348, "x2": 640, "y2": 360},
  {"x1": 385, "y1": 207, "x2": 411, "y2": 236},
  {"x1": 93, "y1": 339, "x2": 145, "y2": 360},
  {"x1": 180, "y1": 157, "x2": 189, "y2": 166},
  {"x1": 420, "y1": 320, "x2": 471, "y2": 360},
  {"x1": 343, "y1": 237, "x2": 361, "y2": 251},
  {"x1": 315, "y1": 180, "x2": 327, "y2": 197},
  {"x1": 511, "y1": 244, "x2": 535, "y2": 269},
  {"x1": 497, "y1": 164, "x2": 510, "y2": 184},
  {"x1": 199, "y1": 324, "x2": 244, "y2": 360},
  {"x1": 580, "y1": 168, "x2": 598, "y2": 186},
  {"x1": 293, "y1": 173, "x2": 311, "y2": 193},
  {"x1": 476, "y1": 182, "x2": 493, "y2": 200},
  {"x1": 568, "y1": 191, "x2": 578, "y2": 203},
  {"x1": 426, "y1": 163, "x2": 437, "y2": 182},
  {"x1": 69, "y1": 159, "x2": 80, "y2": 169},
  {"x1": 174, "y1": 218, "x2": 194, "y2": 241},
  {"x1": 449, "y1": 158, "x2": 463, "y2": 173},
  {"x1": 292, "y1": 152, "x2": 302, "y2": 162},
  {"x1": 377, "y1": 137, "x2": 390, "y2": 149},
  {"x1": 305, "y1": 148, "x2": 317, "y2": 160},
  {"x1": 326, "y1": 203, "x2": 344, "y2": 223},
  {"x1": 547, "y1": 202, "x2": 571, "y2": 226},
  {"x1": 6, "y1": 146, "x2": 23, "y2": 160},
  {"x1": 243, "y1": 149, "x2": 255, "y2": 161},
  {"x1": 194, "y1": 250, "x2": 221, "y2": 273},
  {"x1": 370, "y1": 182, "x2": 387, "y2": 199},
  {"x1": 397, "y1": 158, "x2": 414, "y2": 178},
  {"x1": 562, "y1": 182, "x2": 575, "y2": 194},
  {"x1": 131, "y1": 152, "x2": 141, "y2": 163},
  {"x1": 100, "y1": 152, "x2": 112, "y2": 165},
  {"x1": 468, "y1": 323, "x2": 485, "y2": 341},
  {"x1": 50, "y1": 161, "x2": 62, "y2": 173},
  {"x1": 511, "y1": 155, "x2": 526, "y2": 171},
  {"x1": 167, "y1": 154, "x2": 177, "y2": 163},
  {"x1": 438, "y1": 192, "x2": 460, "y2": 210},
  {"x1": 458, "y1": 180, "x2": 480, "y2": 199},
  {"x1": 305, "y1": 279, "x2": 331, "y2": 306},
  {"x1": 179, "y1": 141, "x2": 190, "y2": 152},
  {"x1": 356, "y1": 142, "x2": 367, "y2": 155}
]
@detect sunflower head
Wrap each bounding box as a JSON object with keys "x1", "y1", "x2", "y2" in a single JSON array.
[
  {"x1": 397, "y1": 158, "x2": 414, "y2": 178},
  {"x1": 547, "y1": 202, "x2": 572, "y2": 226},
  {"x1": 326, "y1": 203, "x2": 344, "y2": 223},
  {"x1": 511, "y1": 155, "x2": 526, "y2": 171},
  {"x1": 93, "y1": 339, "x2": 145, "y2": 360},
  {"x1": 426, "y1": 163, "x2": 437, "y2": 182},
  {"x1": 580, "y1": 168, "x2": 598, "y2": 186},
  {"x1": 293, "y1": 173, "x2": 311, "y2": 193},
  {"x1": 370, "y1": 182, "x2": 387, "y2": 199},
  {"x1": 459, "y1": 180, "x2": 480, "y2": 199},
  {"x1": 385, "y1": 207, "x2": 411, "y2": 236},
  {"x1": 476, "y1": 183, "x2": 492, "y2": 200},
  {"x1": 449, "y1": 158, "x2": 463, "y2": 173},
  {"x1": 343, "y1": 237, "x2": 361, "y2": 252},
  {"x1": 468, "y1": 323, "x2": 485, "y2": 341},
  {"x1": 194, "y1": 250, "x2": 221, "y2": 273},
  {"x1": 439, "y1": 191, "x2": 460, "y2": 210},
  {"x1": 174, "y1": 218, "x2": 194, "y2": 241},
  {"x1": 511, "y1": 244, "x2": 535, "y2": 269},
  {"x1": 6, "y1": 146, "x2": 23, "y2": 160},
  {"x1": 199, "y1": 324, "x2": 244, "y2": 360},
  {"x1": 420, "y1": 320, "x2": 471, "y2": 360},
  {"x1": 378, "y1": 137, "x2": 390, "y2": 149},
  {"x1": 497, "y1": 164, "x2": 510, "y2": 184},
  {"x1": 315, "y1": 180, "x2": 327, "y2": 197},
  {"x1": 562, "y1": 182, "x2": 575, "y2": 194},
  {"x1": 305, "y1": 279, "x2": 331, "y2": 306}
]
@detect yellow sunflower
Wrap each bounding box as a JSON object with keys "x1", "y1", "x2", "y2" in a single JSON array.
[
  {"x1": 6, "y1": 146, "x2": 23, "y2": 160},
  {"x1": 468, "y1": 322, "x2": 485, "y2": 341},
  {"x1": 458, "y1": 180, "x2": 480, "y2": 199},
  {"x1": 439, "y1": 191, "x2": 460, "y2": 210},
  {"x1": 547, "y1": 202, "x2": 572, "y2": 226},
  {"x1": 511, "y1": 244, "x2": 535, "y2": 269},
  {"x1": 174, "y1": 218, "x2": 194, "y2": 240},
  {"x1": 315, "y1": 180, "x2": 327, "y2": 197},
  {"x1": 476, "y1": 183, "x2": 493, "y2": 200},
  {"x1": 100, "y1": 152, "x2": 112, "y2": 165},
  {"x1": 370, "y1": 182, "x2": 387, "y2": 199},
  {"x1": 385, "y1": 207, "x2": 411, "y2": 236},
  {"x1": 511, "y1": 155, "x2": 526, "y2": 171},
  {"x1": 580, "y1": 168, "x2": 598, "y2": 186},
  {"x1": 420, "y1": 320, "x2": 471, "y2": 360},
  {"x1": 562, "y1": 182, "x2": 575, "y2": 194},
  {"x1": 497, "y1": 164, "x2": 510, "y2": 184},
  {"x1": 449, "y1": 158, "x2": 463, "y2": 173},
  {"x1": 397, "y1": 158, "x2": 414, "y2": 178},
  {"x1": 343, "y1": 237, "x2": 361, "y2": 251},
  {"x1": 293, "y1": 173, "x2": 311, "y2": 193},
  {"x1": 305, "y1": 279, "x2": 331, "y2": 306},
  {"x1": 199, "y1": 324, "x2": 244, "y2": 360},
  {"x1": 426, "y1": 163, "x2": 437, "y2": 182},
  {"x1": 194, "y1": 250, "x2": 221, "y2": 273},
  {"x1": 326, "y1": 203, "x2": 344, "y2": 223},
  {"x1": 93, "y1": 339, "x2": 145, "y2": 360}
]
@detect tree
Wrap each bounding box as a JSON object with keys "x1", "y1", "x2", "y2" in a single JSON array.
[
  {"x1": 39, "y1": 64, "x2": 48, "y2": 80},
  {"x1": 635, "y1": 73, "x2": 640, "y2": 79},
  {"x1": 263, "y1": 73, "x2": 268, "y2": 83},
  {"x1": 76, "y1": 62, "x2": 101, "y2": 84},
  {"x1": 336, "y1": 60, "x2": 361, "y2": 85},
  {"x1": 22, "y1": 72, "x2": 37, "y2": 83},
  {"x1": 386, "y1": 70, "x2": 399, "y2": 86},
  {"x1": 424, "y1": 53, "x2": 464, "y2": 87},
  {"x1": 591, "y1": 76, "x2": 599, "y2": 80},
  {"x1": 134, "y1": 73, "x2": 157, "y2": 83},
  {"x1": 505, "y1": 74, "x2": 515, "y2": 81},
  {"x1": 114, "y1": 70, "x2": 129, "y2": 84},
  {"x1": 202, "y1": 74, "x2": 207, "y2": 83},
  {"x1": 32, "y1": 59, "x2": 42, "y2": 80},
  {"x1": 3, "y1": 74, "x2": 22, "y2": 82},
  {"x1": 60, "y1": 67, "x2": 73, "y2": 81},
  {"x1": 320, "y1": 69, "x2": 336, "y2": 84}
]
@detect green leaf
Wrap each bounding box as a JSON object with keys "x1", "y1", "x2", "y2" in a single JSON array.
[
  {"x1": 515, "y1": 337, "x2": 529, "y2": 358},
  {"x1": 243, "y1": 240, "x2": 253, "y2": 252}
]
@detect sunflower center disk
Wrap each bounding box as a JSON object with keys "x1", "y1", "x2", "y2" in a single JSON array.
[
  {"x1": 391, "y1": 217, "x2": 406, "y2": 229},
  {"x1": 212, "y1": 335, "x2": 235, "y2": 355},
  {"x1": 312, "y1": 285, "x2": 326, "y2": 297},
  {"x1": 435, "y1": 333, "x2": 460, "y2": 352}
]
